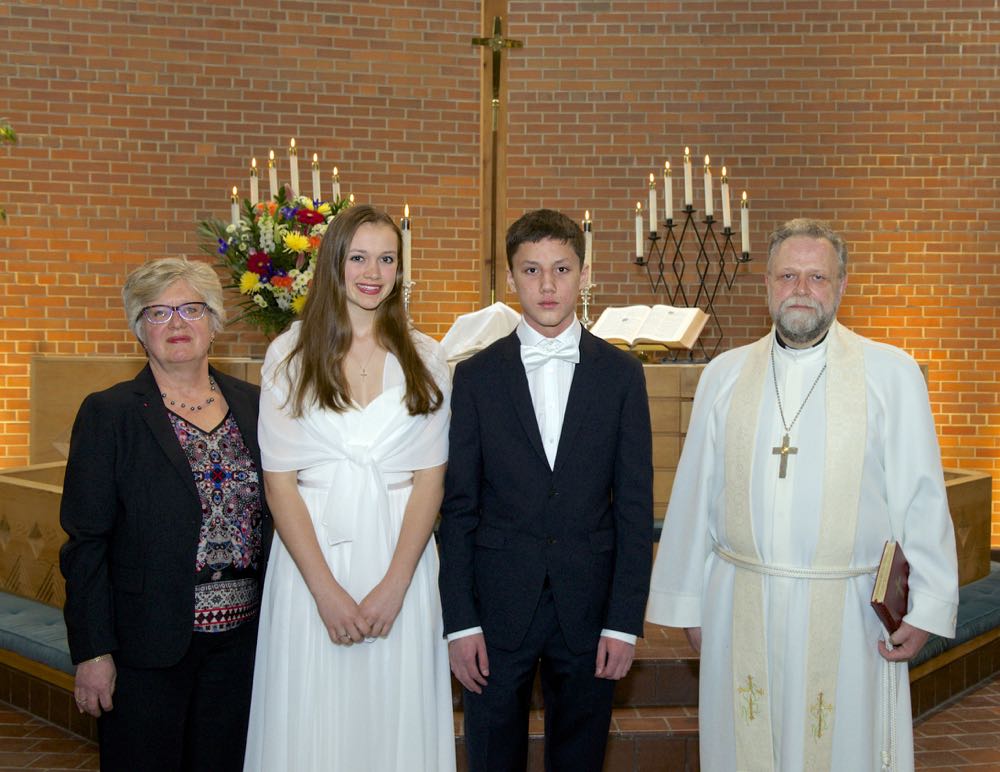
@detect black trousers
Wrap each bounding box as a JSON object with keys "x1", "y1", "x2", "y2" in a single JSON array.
[
  {"x1": 462, "y1": 585, "x2": 616, "y2": 772},
  {"x1": 98, "y1": 621, "x2": 257, "y2": 772}
]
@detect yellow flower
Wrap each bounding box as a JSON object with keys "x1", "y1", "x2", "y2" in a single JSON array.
[
  {"x1": 284, "y1": 233, "x2": 311, "y2": 253},
  {"x1": 292, "y1": 294, "x2": 309, "y2": 315},
  {"x1": 239, "y1": 271, "x2": 261, "y2": 294},
  {"x1": 317, "y1": 202, "x2": 332, "y2": 216}
]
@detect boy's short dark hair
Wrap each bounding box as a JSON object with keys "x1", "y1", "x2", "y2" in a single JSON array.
[{"x1": 505, "y1": 209, "x2": 585, "y2": 269}]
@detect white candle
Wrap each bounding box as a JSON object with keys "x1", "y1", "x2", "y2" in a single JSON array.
[
  {"x1": 683, "y1": 147, "x2": 694, "y2": 208},
  {"x1": 741, "y1": 192, "x2": 750, "y2": 254},
  {"x1": 311, "y1": 153, "x2": 321, "y2": 201},
  {"x1": 400, "y1": 204, "x2": 412, "y2": 285},
  {"x1": 663, "y1": 161, "x2": 673, "y2": 223},
  {"x1": 720, "y1": 167, "x2": 732, "y2": 229},
  {"x1": 634, "y1": 202, "x2": 644, "y2": 257},
  {"x1": 703, "y1": 155, "x2": 714, "y2": 217},
  {"x1": 583, "y1": 210, "x2": 593, "y2": 283},
  {"x1": 267, "y1": 150, "x2": 278, "y2": 199},
  {"x1": 230, "y1": 186, "x2": 240, "y2": 228},
  {"x1": 249, "y1": 158, "x2": 259, "y2": 205},
  {"x1": 331, "y1": 166, "x2": 341, "y2": 201},
  {"x1": 648, "y1": 173, "x2": 658, "y2": 234},
  {"x1": 288, "y1": 139, "x2": 300, "y2": 195}
]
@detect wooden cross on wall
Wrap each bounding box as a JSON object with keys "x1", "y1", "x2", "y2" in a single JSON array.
[{"x1": 472, "y1": 14, "x2": 523, "y2": 304}]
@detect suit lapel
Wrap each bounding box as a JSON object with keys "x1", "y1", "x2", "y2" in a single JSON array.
[
  {"x1": 553, "y1": 328, "x2": 602, "y2": 474},
  {"x1": 132, "y1": 364, "x2": 201, "y2": 511},
  {"x1": 498, "y1": 332, "x2": 549, "y2": 468}
]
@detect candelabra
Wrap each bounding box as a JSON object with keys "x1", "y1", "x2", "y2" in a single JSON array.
[
  {"x1": 402, "y1": 281, "x2": 416, "y2": 320},
  {"x1": 634, "y1": 206, "x2": 750, "y2": 359},
  {"x1": 579, "y1": 283, "x2": 595, "y2": 328}
]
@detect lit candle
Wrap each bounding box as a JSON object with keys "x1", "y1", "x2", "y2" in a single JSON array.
[
  {"x1": 648, "y1": 173, "x2": 658, "y2": 234},
  {"x1": 311, "y1": 153, "x2": 321, "y2": 201},
  {"x1": 331, "y1": 166, "x2": 341, "y2": 201},
  {"x1": 720, "y1": 167, "x2": 732, "y2": 229},
  {"x1": 288, "y1": 139, "x2": 300, "y2": 195},
  {"x1": 249, "y1": 158, "x2": 259, "y2": 205},
  {"x1": 348, "y1": 193, "x2": 355, "y2": 205},
  {"x1": 663, "y1": 161, "x2": 673, "y2": 223},
  {"x1": 267, "y1": 150, "x2": 278, "y2": 199},
  {"x1": 583, "y1": 210, "x2": 593, "y2": 284},
  {"x1": 741, "y1": 192, "x2": 750, "y2": 254},
  {"x1": 401, "y1": 204, "x2": 412, "y2": 285},
  {"x1": 230, "y1": 186, "x2": 240, "y2": 228},
  {"x1": 634, "y1": 202, "x2": 644, "y2": 258},
  {"x1": 683, "y1": 147, "x2": 694, "y2": 208},
  {"x1": 703, "y1": 155, "x2": 714, "y2": 217}
]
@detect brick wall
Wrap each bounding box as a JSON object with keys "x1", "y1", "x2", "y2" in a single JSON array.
[{"x1": 1, "y1": 1, "x2": 998, "y2": 541}]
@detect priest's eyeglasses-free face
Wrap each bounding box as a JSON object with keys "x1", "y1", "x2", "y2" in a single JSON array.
[{"x1": 138, "y1": 302, "x2": 211, "y2": 324}]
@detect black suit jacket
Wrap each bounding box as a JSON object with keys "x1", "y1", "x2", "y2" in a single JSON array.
[
  {"x1": 438, "y1": 327, "x2": 653, "y2": 654},
  {"x1": 59, "y1": 364, "x2": 272, "y2": 668}
]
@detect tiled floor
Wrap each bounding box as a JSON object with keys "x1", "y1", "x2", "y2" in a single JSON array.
[{"x1": 1, "y1": 674, "x2": 998, "y2": 771}]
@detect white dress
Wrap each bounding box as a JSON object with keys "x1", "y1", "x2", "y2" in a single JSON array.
[{"x1": 244, "y1": 322, "x2": 456, "y2": 772}]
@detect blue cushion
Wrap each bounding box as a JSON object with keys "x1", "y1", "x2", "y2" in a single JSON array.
[
  {"x1": 911, "y1": 562, "x2": 1000, "y2": 669},
  {"x1": 0, "y1": 592, "x2": 73, "y2": 674}
]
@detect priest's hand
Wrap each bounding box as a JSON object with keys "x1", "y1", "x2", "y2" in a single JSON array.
[
  {"x1": 595, "y1": 636, "x2": 634, "y2": 680},
  {"x1": 449, "y1": 633, "x2": 489, "y2": 694},
  {"x1": 878, "y1": 621, "x2": 930, "y2": 662},
  {"x1": 74, "y1": 655, "x2": 116, "y2": 717},
  {"x1": 684, "y1": 626, "x2": 703, "y2": 653}
]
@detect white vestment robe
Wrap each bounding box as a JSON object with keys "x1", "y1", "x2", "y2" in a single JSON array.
[{"x1": 647, "y1": 326, "x2": 959, "y2": 771}]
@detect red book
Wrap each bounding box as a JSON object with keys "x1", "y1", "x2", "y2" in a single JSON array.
[{"x1": 870, "y1": 541, "x2": 909, "y2": 633}]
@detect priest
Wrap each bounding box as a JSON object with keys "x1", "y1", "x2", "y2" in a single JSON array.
[{"x1": 647, "y1": 218, "x2": 958, "y2": 771}]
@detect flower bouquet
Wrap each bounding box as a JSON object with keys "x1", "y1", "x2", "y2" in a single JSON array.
[{"x1": 199, "y1": 187, "x2": 351, "y2": 336}]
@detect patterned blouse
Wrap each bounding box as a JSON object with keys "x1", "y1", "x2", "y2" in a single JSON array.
[{"x1": 168, "y1": 410, "x2": 264, "y2": 633}]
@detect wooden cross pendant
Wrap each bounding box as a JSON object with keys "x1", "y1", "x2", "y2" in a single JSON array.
[{"x1": 772, "y1": 433, "x2": 798, "y2": 479}]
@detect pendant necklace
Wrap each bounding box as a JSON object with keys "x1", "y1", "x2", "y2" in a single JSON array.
[
  {"x1": 770, "y1": 347, "x2": 826, "y2": 479},
  {"x1": 161, "y1": 376, "x2": 217, "y2": 413}
]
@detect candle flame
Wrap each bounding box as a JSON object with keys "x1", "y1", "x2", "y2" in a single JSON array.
[
  {"x1": 742, "y1": 191, "x2": 748, "y2": 205},
  {"x1": 290, "y1": 138, "x2": 296, "y2": 149},
  {"x1": 269, "y1": 149, "x2": 275, "y2": 161},
  {"x1": 665, "y1": 161, "x2": 670, "y2": 171},
  {"x1": 404, "y1": 204, "x2": 410, "y2": 218},
  {"x1": 313, "y1": 153, "x2": 318, "y2": 163},
  {"x1": 636, "y1": 202, "x2": 642, "y2": 212},
  {"x1": 649, "y1": 172, "x2": 655, "y2": 185},
  {"x1": 349, "y1": 193, "x2": 355, "y2": 204},
  {"x1": 251, "y1": 157, "x2": 257, "y2": 170},
  {"x1": 704, "y1": 155, "x2": 710, "y2": 166},
  {"x1": 721, "y1": 166, "x2": 727, "y2": 177},
  {"x1": 585, "y1": 209, "x2": 590, "y2": 221},
  {"x1": 333, "y1": 166, "x2": 339, "y2": 177},
  {"x1": 684, "y1": 146, "x2": 690, "y2": 156}
]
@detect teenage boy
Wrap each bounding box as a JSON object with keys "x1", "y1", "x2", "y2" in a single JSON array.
[{"x1": 439, "y1": 208, "x2": 654, "y2": 771}]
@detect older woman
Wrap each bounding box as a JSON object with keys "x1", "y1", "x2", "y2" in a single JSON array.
[{"x1": 59, "y1": 258, "x2": 271, "y2": 772}]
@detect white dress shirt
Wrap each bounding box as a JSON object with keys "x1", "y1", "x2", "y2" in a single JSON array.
[{"x1": 449, "y1": 320, "x2": 635, "y2": 646}]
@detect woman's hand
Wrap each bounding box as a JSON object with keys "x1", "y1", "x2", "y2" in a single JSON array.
[
  {"x1": 315, "y1": 585, "x2": 371, "y2": 645},
  {"x1": 359, "y1": 575, "x2": 408, "y2": 639},
  {"x1": 74, "y1": 655, "x2": 117, "y2": 717}
]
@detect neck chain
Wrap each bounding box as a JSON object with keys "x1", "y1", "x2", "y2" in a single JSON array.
[
  {"x1": 770, "y1": 347, "x2": 826, "y2": 479},
  {"x1": 351, "y1": 341, "x2": 379, "y2": 379},
  {"x1": 161, "y1": 376, "x2": 217, "y2": 413}
]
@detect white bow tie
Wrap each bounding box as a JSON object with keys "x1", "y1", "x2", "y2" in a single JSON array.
[{"x1": 520, "y1": 340, "x2": 580, "y2": 372}]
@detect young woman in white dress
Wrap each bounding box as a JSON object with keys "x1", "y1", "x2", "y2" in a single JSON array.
[{"x1": 243, "y1": 204, "x2": 455, "y2": 771}]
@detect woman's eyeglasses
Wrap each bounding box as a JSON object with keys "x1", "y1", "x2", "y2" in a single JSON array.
[{"x1": 138, "y1": 302, "x2": 211, "y2": 324}]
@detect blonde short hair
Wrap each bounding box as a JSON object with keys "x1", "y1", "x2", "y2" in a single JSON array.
[{"x1": 122, "y1": 258, "x2": 226, "y2": 342}]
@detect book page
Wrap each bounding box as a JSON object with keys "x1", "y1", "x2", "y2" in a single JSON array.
[
  {"x1": 590, "y1": 305, "x2": 650, "y2": 345},
  {"x1": 637, "y1": 306, "x2": 707, "y2": 346}
]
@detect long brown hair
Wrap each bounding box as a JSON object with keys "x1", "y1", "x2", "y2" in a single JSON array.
[{"x1": 284, "y1": 204, "x2": 443, "y2": 417}]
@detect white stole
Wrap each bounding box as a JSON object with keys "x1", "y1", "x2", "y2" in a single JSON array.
[{"x1": 723, "y1": 322, "x2": 867, "y2": 770}]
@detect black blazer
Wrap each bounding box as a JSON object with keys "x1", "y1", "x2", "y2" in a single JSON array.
[
  {"x1": 438, "y1": 327, "x2": 653, "y2": 654},
  {"x1": 59, "y1": 364, "x2": 272, "y2": 669}
]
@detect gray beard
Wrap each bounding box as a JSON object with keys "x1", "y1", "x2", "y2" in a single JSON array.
[{"x1": 774, "y1": 306, "x2": 836, "y2": 345}]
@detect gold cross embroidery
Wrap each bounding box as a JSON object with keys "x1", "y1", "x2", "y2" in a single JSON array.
[
  {"x1": 810, "y1": 691, "x2": 833, "y2": 739},
  {"x1": 772, "y1": 433, "x2": 798, "y2": 478},
  {"x1": 738, "y1": 674, "x2": 765, "y2": 723}
]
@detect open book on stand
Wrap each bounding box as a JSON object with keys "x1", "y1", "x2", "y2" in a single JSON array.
[
  {"x1": 589, "y1": 304, "x2": 710, "y2": 350},
  {"x1": 870, "y1": 540, "x2": 909, "y2": 634}
]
